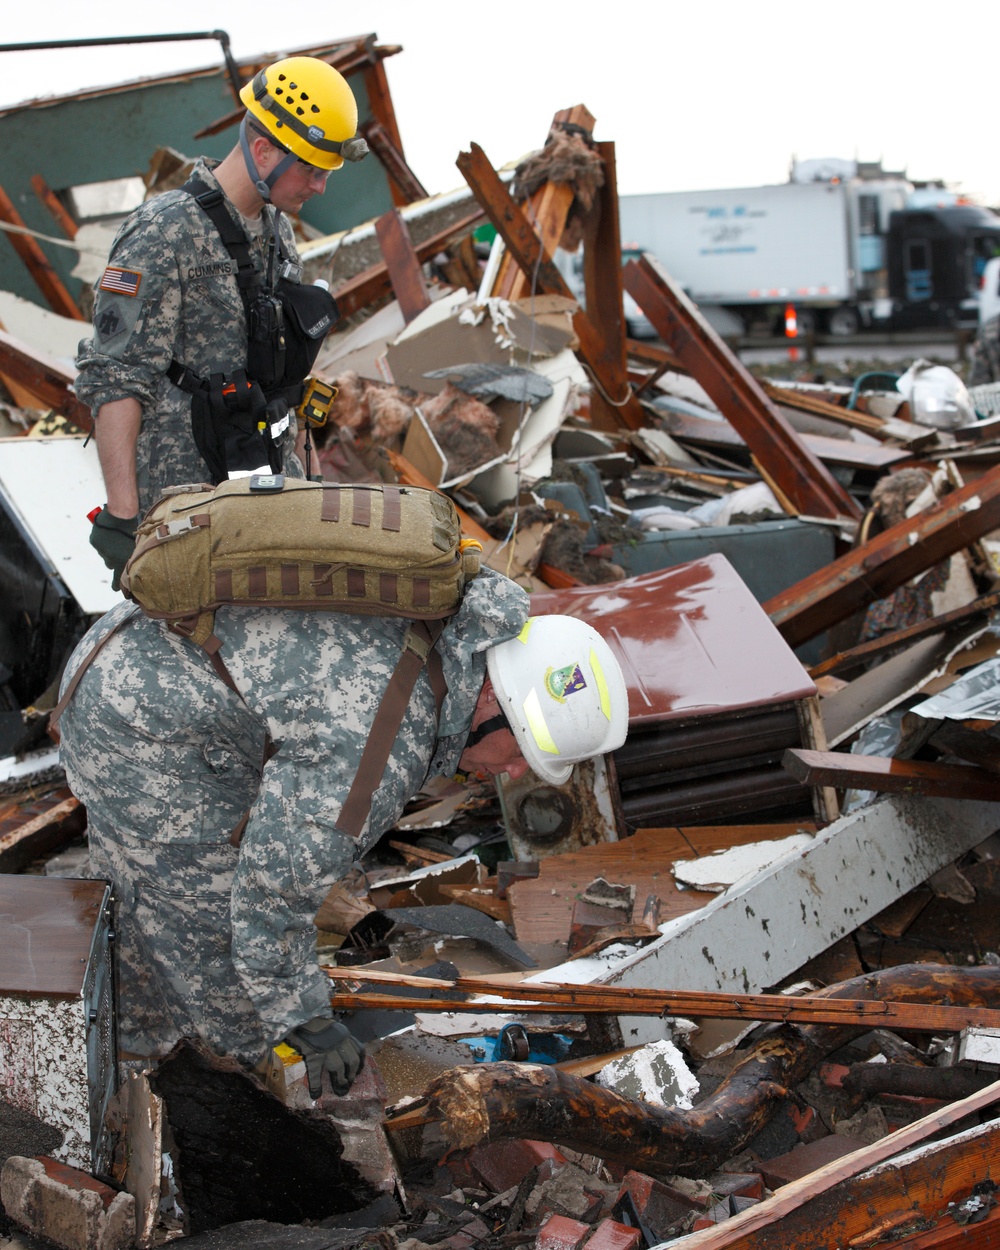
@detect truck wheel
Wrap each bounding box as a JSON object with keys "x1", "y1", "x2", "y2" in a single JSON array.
[{"x1": 826, "y1": 306, "x2": 860, "y2": 336}]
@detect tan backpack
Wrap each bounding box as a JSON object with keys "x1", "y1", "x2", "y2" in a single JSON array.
[
  {"x1": 55, "y1": 478, "x2": 482, "y2": 843},
  {"x1": 120, "y1": 477, "x2": 482, "y2": 646}
]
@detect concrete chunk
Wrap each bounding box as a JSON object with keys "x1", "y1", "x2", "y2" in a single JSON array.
[
  {"x1": 595, "y1": 1040, "x2": 699, "y2": 1109},
  {"x1": 0, "y1": 1155, "x2": 135, "y2": 1250}
]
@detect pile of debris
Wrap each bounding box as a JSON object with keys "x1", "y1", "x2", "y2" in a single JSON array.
[{"x1": 5, "y1": 39, "x2": 1000, "y2": 1250}]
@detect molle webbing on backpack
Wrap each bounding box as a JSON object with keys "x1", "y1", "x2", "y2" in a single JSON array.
[{"x1": 120, "y1": 478, "x2": 481, "y2": 647}]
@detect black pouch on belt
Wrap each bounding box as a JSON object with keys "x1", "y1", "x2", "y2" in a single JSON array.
[
  {"x1": 189, "y1": 368, "x2": 279, "y2": 483},
  {"x1": 275, "y1": 280, "x2": 339, "y2": 394}
]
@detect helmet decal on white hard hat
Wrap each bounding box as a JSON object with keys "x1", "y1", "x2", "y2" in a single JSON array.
[{"x1": 486, "y1": 616, "x2": 629, "y2": 785}]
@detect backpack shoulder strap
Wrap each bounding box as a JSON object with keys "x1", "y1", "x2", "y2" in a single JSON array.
[
  {"x1": 181, "y1": 176, "x2": 260, "y2": 304},
  {"x1": 48, "y1": 606, "x2": 143, "y2": 742},
  {"x1": 336, "y1": 619, "x2": 448, "y2": 842}
]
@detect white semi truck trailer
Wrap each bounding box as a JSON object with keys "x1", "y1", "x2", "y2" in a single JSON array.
[{"x1": 619, "y1": 171, "x2": 1000, "y2": 335}]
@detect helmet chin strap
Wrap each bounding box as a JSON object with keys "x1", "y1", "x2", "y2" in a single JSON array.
[{"x1": 239, "y1": 114, "x2": 298, "y2": 203}]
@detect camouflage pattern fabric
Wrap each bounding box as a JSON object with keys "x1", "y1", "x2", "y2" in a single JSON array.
[
  {"x1": 58, "y1": 569, "x2": 529, "y2": 1063},
  {"x1": 75, "y1": 158, "x2": 304, "y2": 514},
  {"x1": 969, "y1": 315, "x2": 1000, "y2": 388}
]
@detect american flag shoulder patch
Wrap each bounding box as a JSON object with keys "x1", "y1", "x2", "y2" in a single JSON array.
[{"x1": 99, "y1": 267, "x2": 142, "y2": 297}]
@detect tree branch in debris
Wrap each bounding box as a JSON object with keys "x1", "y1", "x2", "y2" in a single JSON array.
[{"x1": 423, "y1": 963, "x2": 1000, "y2": 1179}]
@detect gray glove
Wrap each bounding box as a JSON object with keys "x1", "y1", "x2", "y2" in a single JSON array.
[
  {"x1": 286, "y1": 1017, "x2": 365, "y2": 1098},
  {"x1": 89, "y1": 508, "x2": 138, "y2": 591}
]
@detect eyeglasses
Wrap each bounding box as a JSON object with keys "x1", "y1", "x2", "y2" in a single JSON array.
[{"x1": 294, "y1": 158, "x2": 331, "y2": 187}]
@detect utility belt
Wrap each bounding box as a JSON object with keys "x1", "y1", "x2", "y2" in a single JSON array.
[{"x1": 168, "y1": 177, "x2": 339, "y2": 483}]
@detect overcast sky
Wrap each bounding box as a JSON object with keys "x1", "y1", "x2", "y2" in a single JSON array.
[{"x1": 2, "y1": 0, "x2": 997, "y2": 206}]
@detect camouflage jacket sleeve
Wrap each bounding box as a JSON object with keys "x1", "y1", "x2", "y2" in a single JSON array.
[
  {"x1": 429, "y1": 567, "x2": 531, "y2": 776},
  {"x1": 75, "y1": 210, "x2": 183, "y2": 414}
]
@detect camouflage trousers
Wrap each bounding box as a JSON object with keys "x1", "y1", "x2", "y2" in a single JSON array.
[{"x1": 88, "y1": 818, "x2": 271, "y2": 1065}]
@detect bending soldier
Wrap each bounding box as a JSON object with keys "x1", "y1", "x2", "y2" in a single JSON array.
[{"x1": 56, "y1": 571, "x2": 629, "y2": 1098}]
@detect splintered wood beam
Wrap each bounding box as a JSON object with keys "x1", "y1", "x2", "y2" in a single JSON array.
[
  {"x1": 808, "y1": 591, "x2": 1000, "y2": 679},
  {"x1": 330, "y1": 207, "x2": 484, "y2": 319},
  {"x1": 678, "y1": 1095, "x2": 1000, "y2": 1250},
  {"x1": 765, "y1": 465, "x2": 1000, "y2": 648},
  {"x1": 625, "y1": 337, "x2": 688, "y2": 375},
  {"x1": 928, "y1": 721, "x2": 1000, "y2": 775},
  {"x1": 622, "y1": 254, "x2": 860, "y2": 521},
  {"x1": 493, "y1": 104, "x2": 595, "y2": 303},
  {"x1": 782, "y1": 748, "x2": 1000, "y2": 802},
  {"x1": 30, "y1": 175, "x2": 77, "y2": 240},
  {"x1": 493, "y1": 181, "x2": 575, "y2": 302},
  {"x1": 582, "y1": 140, "x2": 632, "y2": 433},
  {"x1": 326, "y1": 968, "x2": 1000, "y2": 1033},
  {"x1": 760, "y1": 381, "x2": 938, "y2": 448},
  {"x1": 373, "y1": 208, "x2": 430, "y2": 323},
  {"x1": 0, "y1": 182, "x2": 83, "y2": 320},
  {"x1": 361, "y1": 55, "x2": 410, "y2": 207},
  {"x1": 0, "y1": 328, "x2": 91, "y2": 430},
  {"x1": 457, "y1": 142, "x2": 646, "y2": 432},
  {"x1": 361, "y1": 120, "x2": 429, "y2": 205}
]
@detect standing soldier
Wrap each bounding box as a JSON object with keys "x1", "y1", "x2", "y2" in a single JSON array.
[{"x1": 76, "y1": 56, "x2": 367, "y2": 586}]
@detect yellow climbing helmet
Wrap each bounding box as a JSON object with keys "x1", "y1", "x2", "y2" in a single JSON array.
[{"x1": 239, "y1": 56, "x2": 368, "y2": 171}]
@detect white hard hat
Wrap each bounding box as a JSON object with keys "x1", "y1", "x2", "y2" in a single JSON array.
[{"x1": 486, "y1": 615, "x2": 629, "y2": 785}]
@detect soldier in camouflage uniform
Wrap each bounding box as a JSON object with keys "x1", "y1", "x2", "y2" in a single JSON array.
[
  {"x1": 58, "y1": 567, "x2": 531, "y2": 1083},
  {"x1": 76, "y1": 56, "x2": 369, "y2": 587},
  {"x1": 969, "y1": 315, "x2": 1000, "y2": 388}
]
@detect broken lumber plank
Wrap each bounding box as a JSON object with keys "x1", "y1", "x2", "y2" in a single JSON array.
[
  {"x1": 328, "y1": 974, "x2": 1000, "y2": 1032},
  {"x1": 329, "y1": 207, "x2": 484, "y2": 319},
  {"x1": 387, "y1": 839, "x2": 453, "y2": 866},
  {"x1": 580, "y1": 796, "x2": 1000, "y2": 1047},
  {"x1": 30, "y1": 174, "x2": 78, "y2": 240},
  {"x1": 373, "y1": 208, "x2": 430, "y2": 323},
  {"x1": 782, "y1": 748, "x2": 1000, "y2": 801},
  {"x1": 808, "y1": 591, "x2": 1000, "y2": 679},
  {"x1": 626, "y1": 337, "x2": 688, "y2": 375},
  {"x1": 0, "y1": 795, "x2": 85, "y2": 873},
  {"x1": 928, "y1": 721, "x2": 1000, "y2": 775},
  {"x1": 584, "y1": 142, "x2": 627, "y2": 340},
  {"x1": 507, "y1": 827, "x2": 713, "y2": 947},
  {"x1": 361, "y1": 55, "x2": 408, "y2": 191},
  {"x1": 437, "y1": 885, "x2": 512, "y2": 925},
  {"x1": 621, "y1": 254, "x2": 860, "y2": 521},
  {"x1": 493, "y1": 105, "x2": 595, "y2": 303},
  {"x1": 761, "y1": 380, "x2": 938, "y2": 448},
  {"x1": 360, "y1": 119, "x2": 429, "y2": 205},
  {"x1": 677, "y1": 1092, "x2": 1000, "y2": 1250},
  {"x1": 0, "y1": 328, "x2": 91, "y2": 430},
  {"x1": 456, "y1": 142, "x2": 646, "y2": 433},
  {"x1": 764, "y1": 464, "x2": 1000, "y2": 648},
  {"x1": 423, "y1": 965, "x2": 1000, "y2": 1182},
  {"x1": 581, "y1": 140, "x2": 632, "y2": 433},
  {"x1": 0, "y1": 182, "x2": 83, "y2": 320},
  {"x1": 796, "y1": 433, "x2": 909, "y2": 472}
]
